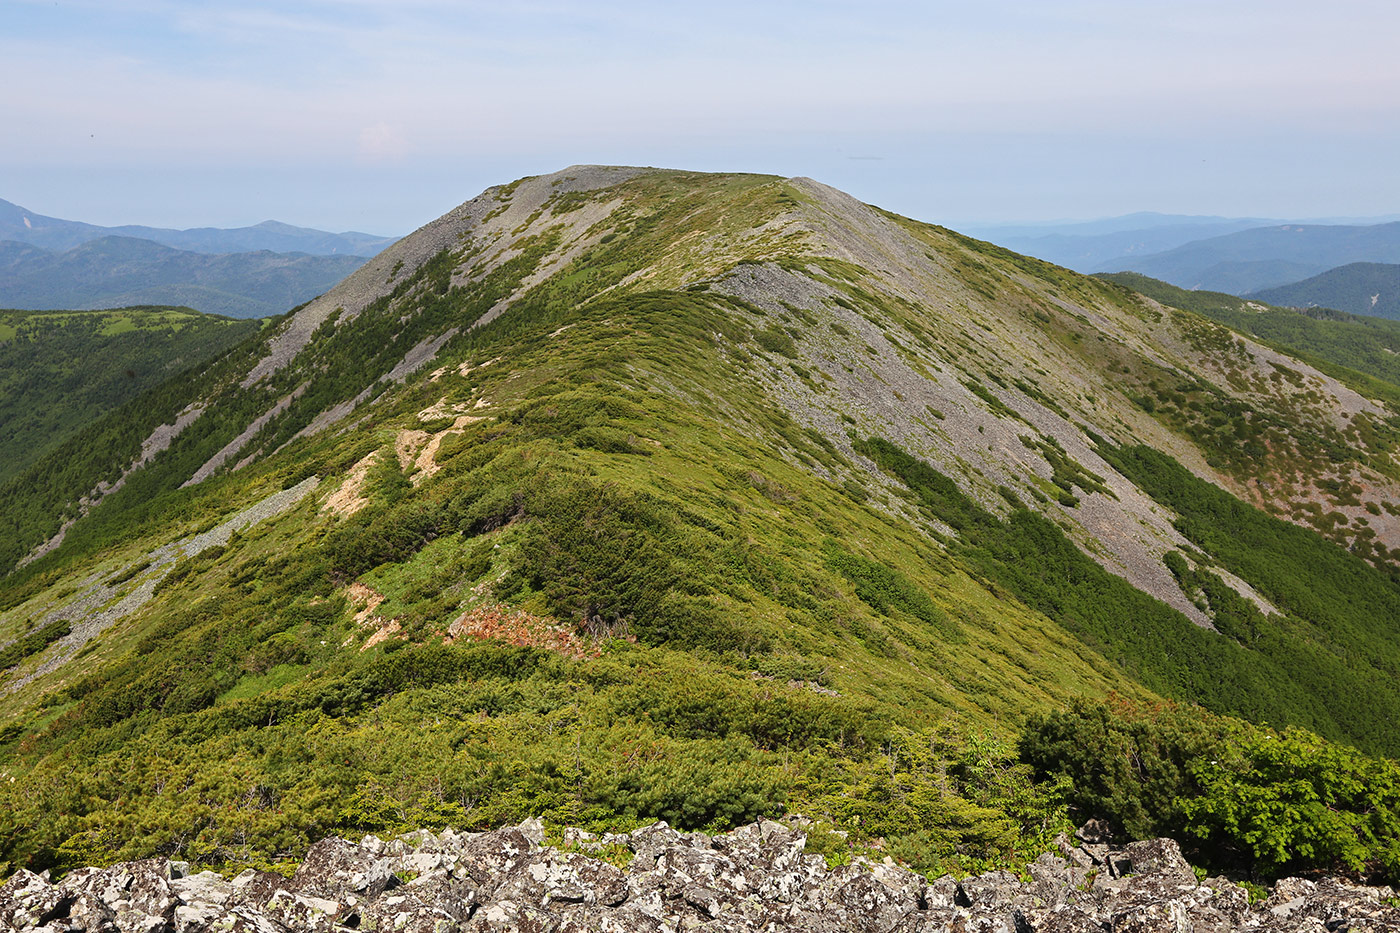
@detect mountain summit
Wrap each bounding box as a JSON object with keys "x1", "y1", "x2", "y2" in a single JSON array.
[{"x1": 3, "y1": 166, "x2": 1400, "y2": 876}]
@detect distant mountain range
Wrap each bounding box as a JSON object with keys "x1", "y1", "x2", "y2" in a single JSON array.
[
  {"x1": 0, "y1": 197, "x2": 397, "y2": 256},
  {"x1": 1095, "y1": 222, "x2": 1400, "y2": 294},
  {"x1": 0, "y1": 236, "x2": 368, "y2": 318},
  {"x1": 963, "y1": 213, "x2": 1279, "y2": 272},
  {"x1": 0, "y1": 197, "x2": 400, "y2": 317},
  {"x1": 1249, "y1": 262, "x2": 1400, "y2": 320},
  {"x1": 967, "y1": 213, "x2": 1400, "y2": 311}
]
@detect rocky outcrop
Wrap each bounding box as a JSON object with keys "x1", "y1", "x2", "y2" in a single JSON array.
[{"x1": 3, "y1": 820, "x2": 1398, "y2": 932}]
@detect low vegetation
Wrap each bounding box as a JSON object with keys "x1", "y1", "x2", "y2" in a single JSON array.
[
  {"x1": 5, "y1": 169, "x2": 1400, "y2": 894},
  {"x1": 1023, "y1": 698, "x2": 1400, "y2": 884}
]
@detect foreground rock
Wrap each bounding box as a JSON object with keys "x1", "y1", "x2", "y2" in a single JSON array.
[{"x1": 3, "y1": 820, "x2": 1398, "y2": 932}]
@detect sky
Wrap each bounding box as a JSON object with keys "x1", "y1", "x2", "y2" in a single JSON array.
[{"x1": 3, "y1": 0, "x2": 1399, "y2": 235}]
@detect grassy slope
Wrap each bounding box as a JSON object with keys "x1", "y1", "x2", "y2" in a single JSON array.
[
  {"x1": 1097, "y1": 271, "x2": 1400, "y2": 396},
  {"x1": 3, "y1": 171, "x2": 1400, "y2": 876},
  {"x1": 0, "y1": 286, "x2": 1138, "y2": 875},
  {"x1": 0, "y1": 307, "x2": 262, "y2": 484}
]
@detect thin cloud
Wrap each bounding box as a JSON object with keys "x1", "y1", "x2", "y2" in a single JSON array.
[
  {"x1": 2, "y1": 0, "x2": 1398, "y2": 229},
  {"x1": 358, "y1": 123, "x2": 409, "y2": 163}
]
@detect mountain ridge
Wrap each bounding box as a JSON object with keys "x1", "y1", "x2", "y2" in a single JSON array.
[
  {"x1": 0, "y1": 197, "x2": 397, "y2": 256},
  {"x1": 1250, "y1": 261, "x2": 1400, "y2": 320},
  {"x1": 3, "y1": 165, "x2": 1400, "y2": 879},
  {"x1": 966, "y1": 218, "x2": 1276, "y2": 272},
  {"x1": 0, "y1": 235, "x2": 368, "y2": 318}
]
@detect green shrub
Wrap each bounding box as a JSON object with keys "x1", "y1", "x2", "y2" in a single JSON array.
[
  {"x1": 824, "y1": 543, "x2": 956, "y2": 637},
  {"x1": 1184, "y1": 728, "x2": 1400, "y2": 882},
  {"x1": 1022, "y1": 698, "x2": 1400, "y2": 885},
  {"x1": 0, "y1": 619, "x2": 72, "y2": 671},
  {"x1": 1020, "y1": 697, "x2": 1233, "y2": 840}
]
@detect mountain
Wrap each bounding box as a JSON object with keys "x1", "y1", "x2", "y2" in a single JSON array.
[
  {"x1": 0, "y1": 197, "x2": 397, "y2": 257},
  {"x1": 964, "y1": 214, "x2": 1276, "y2": 272},
  {"x1": 1098, "y1": 271, "x2": 1400, "y2": 392},
  {"x1": 1097, "y1": 222, "x2": 1400, "y2": 293},
  {"x1": 4, "y1": 166, "x2": 1400, "y2": 880},
  {"x1": 0, "y1": 306, "x2": 261, "y2": 485},
  {"x1": 0, "y1": 236, "x2": 368, "y2": 318},
  {"x1": 1250, "y1": 262, "x2": 1400, "y2": 320},
  {"x1": 964, "y1": 211, "x2": 1277, "y2": 238}
]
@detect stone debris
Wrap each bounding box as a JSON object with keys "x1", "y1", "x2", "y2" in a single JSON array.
[
  {"x1": 5, "y1": 476, "x2": 321, "y2": 696},
  {"x1": 2, "y1": 821, "x2": 1398, "y2": 932}
]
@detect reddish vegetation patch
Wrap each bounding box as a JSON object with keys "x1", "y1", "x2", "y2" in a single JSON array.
[{"x1": 445, "y1": 604, "x2": 602, "y2": 659}]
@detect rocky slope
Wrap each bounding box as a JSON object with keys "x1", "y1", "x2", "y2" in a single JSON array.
[{"x1": 5, "y1": 819, "x2": 1397, "y2": 932}]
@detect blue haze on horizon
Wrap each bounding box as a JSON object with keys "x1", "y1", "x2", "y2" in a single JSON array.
[{"x1": 3, "y1": 0, "x2": 1398, "y2": 237}]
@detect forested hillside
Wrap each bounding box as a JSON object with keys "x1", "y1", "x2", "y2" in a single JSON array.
[
  {"x1": 1098, "y1": 271, "x2": 1400, "y2": 397},
  {"x1": 1251, "y1": 261, "x2": 1400, "y2": 320},
  {"x1": 0, "y1": 307, "x2": 261, "y2": 484}
]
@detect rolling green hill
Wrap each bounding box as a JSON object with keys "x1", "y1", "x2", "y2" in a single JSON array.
[
  {"x1": 0, "y1": 306, "x2": 262, "y2": 485},
  {"x1": 1251, "y1": 261, "x2": 1400, "y2": 320},
  {"x1": 3, "y1": 167, "x2": 1400, "y2": 882}
]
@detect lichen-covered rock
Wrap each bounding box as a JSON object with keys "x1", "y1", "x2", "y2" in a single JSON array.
[
  {"x1": 59, "y1": 858, "x2": 177, "y2": 933},
  {"x1": 171, "y1": 870, "x2": 234, "y2": 911},
  {"x1": 10, "y1": 819, "x2": 1400, "y2": 932},
  {"x1": 1121, "y1": 839, "x2": 1194, "y2": 886},
  {"x1": 1034, "y1": 903, "x2": 1107, "y2": 932},
  {"x1": 0, "y1": 870, "x2": 78, "y2": 931},
  {"x1": 291, "y1": 837, "x2": 395, "y2": 905},
  {"x1": 355, "y1": 870, "x2": 478, "y2": 932},
  {"x1": 261, "y1": 889, "x2": 344, "y2": 933},
  {"x1": 1, "y1": 869, "x2": 121, "y2": 932},
  {"x1": 956, "y1": 869, "x2": 1034, "y2": 916},
  {"x1": 453, "y1": 826, "x2": 535, "y2": 895},
  {"x1": 466, "y1": 896, "x2": 559, "y2": 931},
  {"x1": 1262, "y1": 876, "x2": 1400, "y2": 930},
  {"x1": 624, "y1": 822, "x2": 685, "y2": 871},
  {"x1": 507, "y1": 850, "x2": 629, "y2": 908}
]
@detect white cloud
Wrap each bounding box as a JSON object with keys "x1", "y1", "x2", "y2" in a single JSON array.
[{"x1": 358, "y1": 123, "x2": 408, "y2": 163}]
